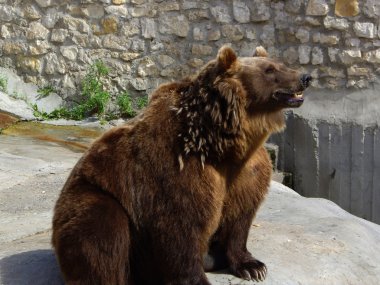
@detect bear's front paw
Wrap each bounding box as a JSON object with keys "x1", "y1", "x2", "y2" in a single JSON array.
[{"x1": 232, "y1": 258, "x2": 267, "y2": 282}]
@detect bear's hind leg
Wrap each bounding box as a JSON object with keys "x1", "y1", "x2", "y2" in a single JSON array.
[{"x1": 52, "y1": 187, "x2": 132, "y2": 285}]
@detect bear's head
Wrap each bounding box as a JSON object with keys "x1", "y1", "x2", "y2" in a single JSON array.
[
  {"x1": 214, "y1": 45, "x2": 312, "y2": 112},
  {"x1": 176, "y1": 46, "x2": 312, "y2": 164}
]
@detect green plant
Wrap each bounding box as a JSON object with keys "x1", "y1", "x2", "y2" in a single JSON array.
[
  {"x1": 117, "y1": 91, "x2": 136, "y2": 117},
  {"x1": 137, "y1": 95, "x2": 149, "y2": 109},
  {"x1": 80, "y1": 60, "x2": 111, "y2": 118},
  {"x1": 0, "y1": 75, "x2": 8, "y2": 93},
  {"x1": 37, "y1": 85, "x2": 56, "y2": 99}
]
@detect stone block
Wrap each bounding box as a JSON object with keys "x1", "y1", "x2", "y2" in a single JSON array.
[
  {"x1": 120, "y1": 52, "x2": 140, "y2": 61},
  {"x1": 210, "y1": 5, "x2": 232, "y2": 23},
  {"x1": 158, "y1": 1, "x2": 180, "y2": 12},
  {"x1": 283, "y1": 47, "x2": 298, "y2": 64},
  {"x1": 130, "y1": 78, "x2": 148, "y2": 91},
  {"x1": 328, "y1": 47, "x2": 339, "y2": 63},
  {"x1": 353, "y1": 22, "x2": 376, "y2": 39},
  {"x1": 191, "y1": 44, "x2": 213, "y2": 56},
  {"x1": 60, "y1": 46, "x2": 78, "y2": 61},
  {"x1": 321, "y1": 34, "x2": 339, "y2": 45},
  {"x1": 233, "y1": 0, "x2": 250, "y2": 23},
  {"x1": 2, "y1": 41, "x2": 26, "y2": 55},
  {"x1": 347, "y1": 66, "x2": 371, "y2": 76},
  {"x1": 221, "y1": 25, "x2": 244, "y2": 42},
  {"x1": 335, "y1": 0, "x2": 359, "y2": 17},
  {"x1": 17, "y1": 56, "x2": 42, "y2": 73},
  {"x1": 295, "y1": 28, "x2": 310, "y2": 43},
  {"x1": 23, "y1": 5, "x2": 42, "y2": 20},
  {"x1": 157, "y1": 55, "x2": 175, "y2": 68},
  {"x1": 101, "y1": 17, "x2": 119, "y2": 34},
  {"x1": 0, "y1": 5, "x2": 16, "y2": 22},
  {"x1": 298, "y1": 45, "x2": 311, "y2": 64},
  {"x1": 112, "y1": 0, "x2": 126, "y2": 4},
  {"x1": 131, "y1": 0, "x2": 145, "y2": 4},
  {"x1": 159, "y1": 15, "x2": 190, "y2": 37},
  {"x1": 193, "y1": 27, "x2": 206, "y2": 41},
  {"x1": 363, "y1": 0, "x2": 380, "y2": 18},
  {"x1": 187, "y1": 9, "x2": 209, "y2": 21},
  {"x1": 305, "y1": 17, "x2": 321, "y2": 26},
  {"x1": 27, "y1": 22, "x2": 50, "y2": 40},
  {"x1": 35, "y1": 0, "x2": 55, "y2": 7},
  {"x1": 260, "y1": 25, "x2": 275, "y2": 46},
  {"x1": 30, "y1": 40, "x2": 51, "y2": 55},
  {"x1": 120, "y1": 19, "x2": 140, "y2": 37},
  {"x1": 312, "y1": 47, "x2": 323, "y2": 65},
  {"x1": 245, "y1": 28, "x2": 256, "y2": 40},
  {"x1": 137, "y1": 57, "x2": 158, "y2": 77},
  {"x1": 81, "y1": 4, "x2": 105, "y2": 19},
  {"x1": 250, "y1": 0, "x2": 271, "y2": 22},
  {"x1": 141, "y1": 18, "x2": 156, "y2": 39},
  {"x1": 306, "y1": 0, "x2": 329, "y2": 16},
  {"x1": 208, "y1": 29, "x2": 221, "y2": 41},
  {"x1": 285, "y1": 0, "x2": 302, "y2": 13},
  {"x1": 323, "y1": 16, "x2": 349, "y2": 30},
  {"x1": 44, "y1": 53, "x2": 66, "y2": 75},
  {"x1": 345, "y1": 38, "x2": 361, "y2": 47},
  {"x1": 105, "y1": 5, "x2": 128, "y2": 17},
  {"x1": 187, "y1": 58, "x2": 204, "y2": 68},
  {"x1": 130, "y1": 6, "x2": 157, "y2": 17},
  {"x1": 59, "y1": 16, "x2": 91, "y2": 33},
  {"x1": 339, "y1": 49, "x2": 362, "y2": 64},
  {"x1": 51, "y1": 29, "x2": 68, "y2": 43},
  {"x1": 102, "y1": 35, "x2": 126, "y2": 50},
  {"x1": 364, "y1": 49, "x2": 380, "y2": 63}
]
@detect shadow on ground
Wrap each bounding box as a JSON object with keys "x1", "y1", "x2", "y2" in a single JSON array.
[{"x1": 0, "y1": 250, "x2": 63, "y2": 285}]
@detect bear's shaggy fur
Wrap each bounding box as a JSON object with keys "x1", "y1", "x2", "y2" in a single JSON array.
[{"x1": 52, "y1": 46, "x2": 311, "y2": 284}]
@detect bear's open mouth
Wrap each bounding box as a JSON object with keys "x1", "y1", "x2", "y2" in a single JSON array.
[{"x1": 272, "y1": 90, "x2": 304, "y2": 107}]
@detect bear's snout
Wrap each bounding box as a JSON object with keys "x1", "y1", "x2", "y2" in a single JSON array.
[{"x1": 300, "y1": 74, "x2": 312, "y2": 89}]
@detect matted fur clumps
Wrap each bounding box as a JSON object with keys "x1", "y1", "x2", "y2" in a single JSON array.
[
  {"x1": 174, "y1": 60, "x2": 246, "y2": 169},
  {"x1": 52, "y1": 45, "x2": 311, "y2": 285}
]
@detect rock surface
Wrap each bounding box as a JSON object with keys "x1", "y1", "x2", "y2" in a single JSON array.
[{"x1": 0, "y1": 123, "x2": 380, "y2": 284}]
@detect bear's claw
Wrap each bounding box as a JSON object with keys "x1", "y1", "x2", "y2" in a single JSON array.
[{"x1": 234, "y1": 259, "x2": 267, "y2": 282}]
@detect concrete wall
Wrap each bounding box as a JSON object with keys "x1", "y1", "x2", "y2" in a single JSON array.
[
  {"x1": 0, "y1": 0, "x2": 379, "y2": 98},
  {"x1": 270, "y1": 84, "x2": 380, "y2": 224}
]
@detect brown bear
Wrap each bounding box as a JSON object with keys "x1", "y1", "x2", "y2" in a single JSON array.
[{"x1": 52, "y1": 46, "x2": 311, "y2": 285}]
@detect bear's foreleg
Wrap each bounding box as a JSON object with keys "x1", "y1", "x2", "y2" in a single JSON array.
[{"x1": 205, "y1": 146, "x2": 271, "y2": 282}]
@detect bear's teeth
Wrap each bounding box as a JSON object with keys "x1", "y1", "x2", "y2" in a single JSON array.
[{"x1": 294, "y1": 92, "x2": 303, "y2": 98}]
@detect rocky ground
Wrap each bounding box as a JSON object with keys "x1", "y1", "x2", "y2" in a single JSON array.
[{"x1": 0, "y1": 119, "x2": 380, "y2": 285}]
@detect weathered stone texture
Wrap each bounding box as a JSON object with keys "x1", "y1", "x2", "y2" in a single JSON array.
[
  {"x1": 323, "y1": 16, "x2": 349, "y2": 30},
  {"x1": 353, "y1": 22, "x2": 376, "y2": 39},
  {"x1": 306, "y1": 0, "x2": 329, "y2": 16},
  {"x1": 299, "y1": 45, "x2": 311, "y2": 64},
  {"x1": 335, "y1": 0, "x2": 359, "y2": 17},
  {"x1": 0, "y1": 0, "x2": 378, "y2": 99},
  {"x1": 210, "y1": 5, "x2": 232, "y2": 23},
  {"x1": 159, "y1": 15, "x2": 189, "y2": 37},
  {"x1": 221, "y1": 25, "x2": 244, "y2": 42},
  {"x1": 339, "y1": 49, "x2": 362, "y2": 65},
  {"x1": 249, "y1": 0, "x2": 271, "y2": 22},
  {"x1": 27, "y1": 22, "x2": 50, "y2": 40},
  {"x1": 232, "y1": 0, "x2": 250, "y2": 23},
  {"x1": 141, "y1": 18, "x2": 156, "y2": 39}
]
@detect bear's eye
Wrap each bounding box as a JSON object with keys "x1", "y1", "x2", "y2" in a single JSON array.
[{"x1": 265, "y1": 67, "x2": 276, "y2": 74}]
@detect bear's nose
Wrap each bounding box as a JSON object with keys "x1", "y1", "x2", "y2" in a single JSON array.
[{"x1": 300, "y1": 74, "x2": 312, "y2": 88}]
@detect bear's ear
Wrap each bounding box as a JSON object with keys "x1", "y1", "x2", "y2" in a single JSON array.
[
  {"x1": 217, "y1": 45, "x2": 237, "y2": 70},
  {"x1": 253, "y1": 46, "x2": 268, "y2": 57}
]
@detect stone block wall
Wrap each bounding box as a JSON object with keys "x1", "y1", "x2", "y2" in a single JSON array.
[{"x1": 0, "y1": 0, "x2": 379, "y2": 99}]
